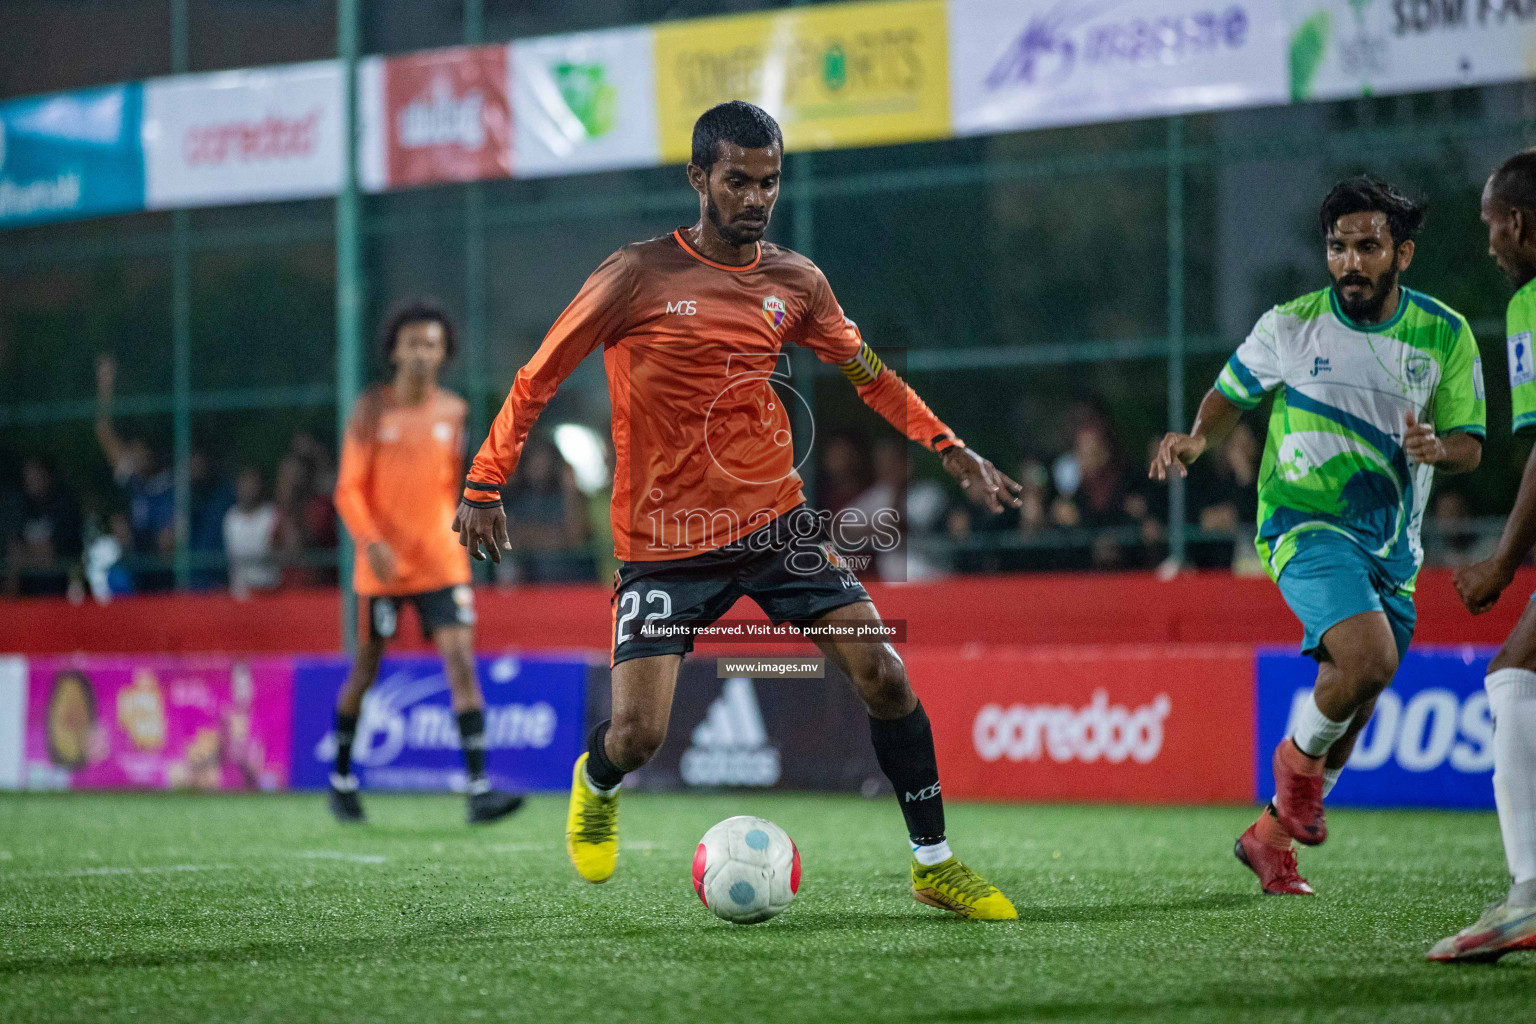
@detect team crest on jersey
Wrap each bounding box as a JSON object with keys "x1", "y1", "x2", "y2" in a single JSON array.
[
  {"x1": 1405, "y1": 354, "x2": 1431, "y2": 385},
  {"x1": 762, "y1": 295, "x2": 786, "y2": 330}
]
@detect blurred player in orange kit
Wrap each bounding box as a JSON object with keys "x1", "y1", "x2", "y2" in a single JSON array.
[
  {"x1": 455, "y1": 102, "x2": 1023, "y2": 919},
  {"x1": 328, "y1": 304, "x2": 523, "y2": 826}
]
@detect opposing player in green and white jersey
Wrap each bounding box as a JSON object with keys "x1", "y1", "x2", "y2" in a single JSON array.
[
  {"x1": 1433, "y1": 150, "x2": 1536, "y2": 963},
  {"x1": 1150, "y1": 177, "x2": 1485, "y2": 895}
]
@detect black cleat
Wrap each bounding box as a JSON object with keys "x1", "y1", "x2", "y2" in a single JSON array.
[
  {"x1": 467, "y1": 788, "x2": 525, "y2": 825},
  {"x1": 328, "y1": 774, "x2": 366, "y2": 823}
]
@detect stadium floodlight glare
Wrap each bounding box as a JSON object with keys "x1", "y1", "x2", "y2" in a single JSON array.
[{"x1": 552, "y1": 422, "x2": 609, "y2": 495}]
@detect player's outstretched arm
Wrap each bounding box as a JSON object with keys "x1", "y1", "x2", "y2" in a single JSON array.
[
  {"x1": 1457, "y1": 442, "x2": 1536, "y2": 614},
  {"x1": 1149, "y1": 388, "x2": 1242, "y2": 482}
]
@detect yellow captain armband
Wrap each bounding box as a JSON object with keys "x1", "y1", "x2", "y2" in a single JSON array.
[{"x1": 838, "y1": 342, "x2": 885, "y2": 386}]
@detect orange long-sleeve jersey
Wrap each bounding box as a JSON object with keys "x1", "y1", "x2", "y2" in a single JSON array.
[
  {"x1": 336, "y1": 384, "x2": 472, "y2": 596},
  {"x1": 465, "y1": 230, "x2": 964, "y2": 562}
]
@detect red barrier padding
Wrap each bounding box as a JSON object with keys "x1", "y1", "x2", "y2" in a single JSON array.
[
  {"x1": 907, "y1": 645, "x2": 1256, "y2": 804},
  {"x1": 1, "y1": 568, "x2": 1529, "y2": 654}
]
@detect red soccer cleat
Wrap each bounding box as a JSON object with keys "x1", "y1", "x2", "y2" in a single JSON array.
[
  {"x1": 1235, "y1": 823, "x2": 1314, "y2": 895},
  {"x1": 1272, "y1": 739, "x2": 1327, "y2": 846}
]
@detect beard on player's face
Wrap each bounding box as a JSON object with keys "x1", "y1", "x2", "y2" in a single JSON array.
[
  {"x1": 706, "y1": 188, "x2": 769, "y2": 245},
  {"x1": 1331, "y1": 259, "x2": 1399, "y2": 323}
]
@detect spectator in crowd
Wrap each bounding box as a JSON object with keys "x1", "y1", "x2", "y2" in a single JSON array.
[
  {"x1": 223, "y1": 466, "x2": 280, "y2": 598},
  {"x1": 843, "y1": 437, "x2": 948, "y2": 581},
  {"x1": 274, "y1": 432, "x2": 339, "y2": 586},
  {"x1": 189, "y1": 447, "x2": 236, "y2": 589},
  {"x1": 496, "y1": 436, "x2": 592, "y2": 584},
  {"x1": 1185, "y1": 422, "x2": 1262, "y2": 570},
  {"x1": 816, "y1": 429, "x2": 873, "y2": 515},
  {"x1": 1050, "y1": 419, "x2": 1141, "y2": 568},
  {"x1": 1424, "y1": 489, "x2": 1496, "y2": 568},
  {"x1": 94, "y1": 355, "x2": 175, "y2": 586},
  {"x1": 2, "y1": 456, "x2": 83, "y2": 596}
]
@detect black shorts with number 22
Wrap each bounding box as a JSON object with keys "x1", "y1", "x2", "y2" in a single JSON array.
[{"x1": 610, "y1": 505, "x2": 870, "y2": 666}]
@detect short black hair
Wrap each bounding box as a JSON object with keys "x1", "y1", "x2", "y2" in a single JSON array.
[
  {"x1": 381, "y1": 301, "x2": 457, "y2": 361},
  {"x1": 690, "y1": 101, "x2": 783, "y2": 171},
  {"x1": 1489, "y1": 150, "x2": 1536, "y2": 214},
  {"x1": 1318, "y1": 176, "x2": 1426, "y2": 247}
]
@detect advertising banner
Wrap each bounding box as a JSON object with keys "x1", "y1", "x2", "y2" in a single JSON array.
[
  {"x1": 378, "y1": 44, "x2": 513, "y2": 190},
  {"x1": 22, "y1": 656, "x2": 293, "y2": 791},
  {"x1": 909, "y1": 646, "x2": 1256, "y2": 803},
  {"x1": 948, "y1": 0, "x2": 1289, "y2": 136},
  {"x1": 598, "y1": 657, "x2": 884, "y2": 793},
  {"x1": 289, "y1": 653, "x2": 586, "y2": 793},
  {"x1": 142, "y1": 61, "x2": 343, "y2": 209},
  {"x1": 0, "y1": 84, "x2": 144, "y2": 228},
  {"x1": 653, "y1": 0, "x2": 950, "y2": 163},
  {"x1": 512, "y1": 27, "x2": 659, "y2": 178},
  {"x1": 1290, "y1": 0, "x2": 1536, "y2": 101},
  {"x1": 1257, "y1": 646, "x2": 1495, "y2": 808},
  {"x1": 0, "y1": 657, "x2": 24, "y2": 789}
]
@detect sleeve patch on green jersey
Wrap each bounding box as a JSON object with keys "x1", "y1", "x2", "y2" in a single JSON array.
[
  {"x1": 1511, "y1": 331, "x2": 1535, "y2": 389},
  {"x1": 1475, "y1": 355, "x2": 1485, "y2": 402}
]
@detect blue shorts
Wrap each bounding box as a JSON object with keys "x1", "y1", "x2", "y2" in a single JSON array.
[{"x1": 1275, "y1": 531, "x2": 1415, "y2": 662}]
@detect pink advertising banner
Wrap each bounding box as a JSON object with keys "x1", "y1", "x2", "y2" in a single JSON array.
[{"x1": 24, "y1": 656, "x2": 294, "y2": 791}]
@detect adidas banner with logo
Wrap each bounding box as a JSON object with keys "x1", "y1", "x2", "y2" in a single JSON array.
[{"x1": 591, "y1": 658, "x2": 884, "y2": 794}]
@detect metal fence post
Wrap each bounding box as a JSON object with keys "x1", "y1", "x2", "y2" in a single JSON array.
[
  {"x1": 171, "y1": 0, "x2": 192, "y2": 590},
  {"x1": 463, "y1": 0, "x2": 490, "y2": 582},
  {"x1": 336, "y1": 0, "x2": 363, "y2": 652},
  {"x1": 1166, "y1": 115, "x2": 1187, "y2": 566}
]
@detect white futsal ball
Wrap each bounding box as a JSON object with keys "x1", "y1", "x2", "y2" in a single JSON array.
[{"x1": 691, "y1": 815, "x2": 801, "y2": 924}]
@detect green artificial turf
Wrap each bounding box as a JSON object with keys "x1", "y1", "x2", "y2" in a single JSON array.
[{"x1": 1, "y1": 792, "x2": 1531, "y2": 1023}]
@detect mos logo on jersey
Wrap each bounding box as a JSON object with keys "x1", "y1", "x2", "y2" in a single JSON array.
[{"x1": 762, "y1": 296, "x2": 786, "y2": 330}]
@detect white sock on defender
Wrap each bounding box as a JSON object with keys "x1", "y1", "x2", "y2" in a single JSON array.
[
  {"x1": 1323, "y1": 768, "x2": 1343, "y2": 798},
  {"x1": 1291, "y1": 693, "x2": 1349, "y2": 758},
  {"x1": 912, "y1": 839, "x2": 952, "y2": 866},
  {"x1": 1487, "y1": 669, "x2": 1536, "y2": 888}
]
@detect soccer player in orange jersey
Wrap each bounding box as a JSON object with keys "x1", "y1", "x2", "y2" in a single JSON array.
[
  {"x1": 455, "y1": 103, "x2": 1023, "y2": 919},
  {"x1": 329, "y1": 305, "x2": 523, "y2": 826}
]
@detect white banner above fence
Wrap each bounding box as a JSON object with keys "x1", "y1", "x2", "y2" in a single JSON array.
[
  {"x1": 948, "y1": 0, "x2": 1291, "y2": 135},
  {"x1": 142, "y1": 61, "x2": 344, "y2": 209}
]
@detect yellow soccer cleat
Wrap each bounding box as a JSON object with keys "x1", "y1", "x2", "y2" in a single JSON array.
[
  {"x1": 911, "y1": 856, "x2": 1017, "y2": 921},
  {"x1": 565, "y1": 753, "x2": 619, "y2": 884}
]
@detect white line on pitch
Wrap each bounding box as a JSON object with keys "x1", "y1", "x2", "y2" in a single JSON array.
[
  {"x1": 4, "y1": 863, "x2": 235, "y2": 879},
  {"x1": 287, "y1": 850, "x2": 388, "y2": 864}
]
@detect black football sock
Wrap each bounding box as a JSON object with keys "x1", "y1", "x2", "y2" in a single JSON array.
[
  {"x1": 457, "y1": 709, "x2": 488, "y2": 788},
  {"x1": 333, "y1": 712, "x2": 358, "y2": 778},
  {"x1": 869, "y1": 701, "x2": 946, "y2": 848},
  {"x1": 585, "y1": 720, "x2": 626, "y2": 791}
]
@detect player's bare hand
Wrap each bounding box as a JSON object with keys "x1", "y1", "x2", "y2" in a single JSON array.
[
  {"x1": 453, "y1": 500, "x2": 510, "y2": 563},
  {"x1": 1404, "y1": 410, "x2": 1446, "y2": 466},
  {"x1": 1455, "y1": 556, "x2": 1514, "y2": 615},
  {"x1": 942, "y1": 447, "x2": 1023, "y2": 514},
  {"x1": 1149, "y1": 432, "x2": 1206, "y2": 481},
  {"x1": 365, "y1": 541, "x2": 397, "y2": 583}
]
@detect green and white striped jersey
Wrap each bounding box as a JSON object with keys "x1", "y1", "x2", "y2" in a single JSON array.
[
  {"x1": 1506, "y1": 277, "x2": 1536, "y2": 437},
  {"x1": 1214, "y1": 286, "x2": 1485, "y2": 592}
]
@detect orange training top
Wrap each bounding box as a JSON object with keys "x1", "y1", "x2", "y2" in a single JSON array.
[
  {"x1": 336, "y1": 383, "x2": 472, "y2": 596},
  {"x1": 465, "y1": 230, "x2": 963, "y2": 562}
]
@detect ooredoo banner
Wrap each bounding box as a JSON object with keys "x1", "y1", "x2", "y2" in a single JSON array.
[
  {"x1": 909, "y1": 646, "x2": 1256, "y2": 803},
  {"x1": 948, "y1": 0, "x2": 1289, "y2": 136},
  {"x1": 288, "y1": 653, "x2": 586, "y2": 793},
  {"x1": 378, "y1": 44, "x2": 513, "y2": 189},
  {"x1": 1290, "y1": 0, "x2": 1536, "y2": 102},
  {"x1": 142, "y1": 61, "x2": 343, "y2": 209},
  {"x1": 1257, "y1": 646, "x2": 1495, "y2": 809},
  {"x1": 512, "y1": 27, "x2": 659, "y2": 178},
  {"x1": 0, "y1": 84, "x2": 144, "y2": 227},
  {"x1": 23, "y1": 655, "x2": 293, "y2": 791}
]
